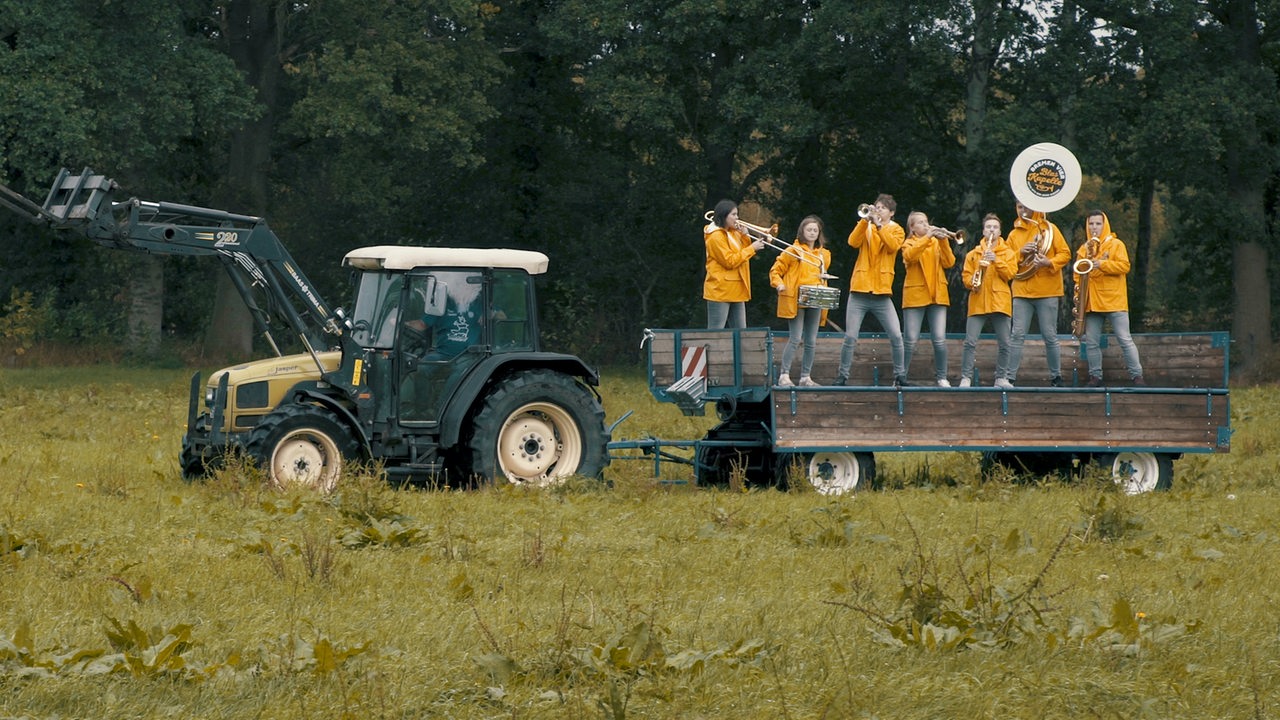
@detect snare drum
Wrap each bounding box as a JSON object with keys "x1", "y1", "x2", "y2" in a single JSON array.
[{"x1": 797, "y1": 284, "x2": 841, "y2": 310}]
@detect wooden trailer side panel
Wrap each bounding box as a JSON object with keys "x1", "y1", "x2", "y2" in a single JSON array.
[{"x1": 773, "y1": 388, "x2": 1231, "y2": 452}]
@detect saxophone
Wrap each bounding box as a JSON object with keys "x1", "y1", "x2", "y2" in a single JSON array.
[{"x1": 1071, "y1": 236, "x2": 1100, "y2": 338}]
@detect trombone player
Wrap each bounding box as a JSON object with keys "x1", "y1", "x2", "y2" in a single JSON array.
[
  {"x1": 703, "y1": 199, "x2": 766, "y2": 328},
  {"x1": 833, "y1": 194, "x2": 909, "y2": 387},
  {"x1": 1006, "y1": 200, "x2": 1071, "y2": 387}
]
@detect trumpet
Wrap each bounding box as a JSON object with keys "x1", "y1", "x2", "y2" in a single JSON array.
[
  {"x1": 857, "y1": 203, "x2": 875, "y2": 218},
  {"x1": 704, "y1": 210, "x2": 837, "y2": 279},
  {"x1": 929, "y1": 226, "x2": 966, "y2": 244},
  {"x1": 970, "y1": 234, "x2": 995, "y2": 289}
]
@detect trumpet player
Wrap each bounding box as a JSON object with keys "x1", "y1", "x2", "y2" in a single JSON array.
[
  {"x1": 1076, "y1": 210, "x2": 1145, "y2": 387},
  {"x1": 901, "y1": 211, "x2": 958, "y2": 386},
  {"x1": 833, "y1": 194, "x2": 908, "y2": 387},
  {"x1": 769, "y1": 215, "x2": 832, "y2": 387},
  {"x1": 1006, "y1": 201, "x2": 1071, "y2": 387},
  {"x1": 958, "y1": 214, "x2": 1018, "y2": 388},
  {"x1": 703, "y1": 199, "x2": 767, "y2": 329}
]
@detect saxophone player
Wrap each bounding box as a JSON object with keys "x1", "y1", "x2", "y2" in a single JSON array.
[
  {"x1": 1006, "y1": 201, "x2": 1071, "y2": 387},
  {"x1": 959, "y1": 214, "x2": 1018, "y2": 388},
  {"x1": 1076, "y1": 210, "x2": 1145, "y2": 387}
]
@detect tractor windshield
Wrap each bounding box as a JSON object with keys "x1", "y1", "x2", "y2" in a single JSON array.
[{"x1": 349, "y1": 271, "x2": 404, "y2": 349}]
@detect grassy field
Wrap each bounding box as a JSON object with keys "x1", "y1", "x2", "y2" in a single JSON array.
[{"x1": 0, "y1": 364, "x2": 1277, "y2": 719}]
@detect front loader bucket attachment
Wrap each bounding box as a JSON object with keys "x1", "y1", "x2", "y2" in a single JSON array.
[{"x1": 41, "y1": 168, "x2": 117, "y2": 228}]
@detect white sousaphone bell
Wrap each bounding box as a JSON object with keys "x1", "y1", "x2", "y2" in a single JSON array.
[{"x1": 1008, "y1": 142, "x2": 1082, "y2": 279}]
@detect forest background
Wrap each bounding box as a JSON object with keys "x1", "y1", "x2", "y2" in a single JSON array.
[{"x1": 0, "y1": 0, "x2": 1277, "y2": 374}]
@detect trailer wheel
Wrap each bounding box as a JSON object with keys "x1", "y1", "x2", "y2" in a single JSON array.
[
  {"x1": 467, "y1": 370, "x2": 608, "y2": 486},
  {"x1": 1095, "y1": 452, "x2": 1173, "y2": 494},
  {"x1": 804, "y1": 452, "x2": 877, "y2": 495},
  {"x1": 246, "y1": 405, "x2": 359, "y2": 493}
]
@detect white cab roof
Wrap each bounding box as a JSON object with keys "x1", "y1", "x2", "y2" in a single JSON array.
[{"x1": 343, "y1": 246, "x2": 550, "y2": 274}]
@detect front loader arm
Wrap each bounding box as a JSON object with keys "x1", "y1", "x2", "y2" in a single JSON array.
[{"x1": 1, "y1": 168, "x2": 360, "y2": 392}]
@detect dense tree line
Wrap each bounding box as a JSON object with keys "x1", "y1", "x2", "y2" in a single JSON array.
[{"x1": 1, "y1": 0, "x2": 1276, "y2": 369}]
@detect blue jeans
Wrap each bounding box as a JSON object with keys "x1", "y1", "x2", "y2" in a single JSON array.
[
  {"x1": 1008, "y1": 296, "x2": 1062, "y2": 381},
  {"x1": 903, "y1": 304, "x2": 949, "y2": 381},
  {"x1": 780, "y1": 308, "x2": 822, "y2": 378},
  {"x1": 707, "y1": 301, "x2": 747, "y2": 329},
  {"x1": 1085, "y1": 311, "x2": 1144, "y2": 379},
  {"x1": 960, "y1": 313, "x2": 1012, "y2": 382},
  {"x1": 837, "y1": 292, "x2": 905, "y2": 380}
]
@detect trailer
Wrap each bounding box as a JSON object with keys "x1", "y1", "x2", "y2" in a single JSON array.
[{"x1": 619, "y1": 327, "x2": 1231, "y2": 494}]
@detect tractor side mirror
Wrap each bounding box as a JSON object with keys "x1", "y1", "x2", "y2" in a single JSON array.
[{"x1": 423, "y1": 276, "x2": 449, "y2": 317}]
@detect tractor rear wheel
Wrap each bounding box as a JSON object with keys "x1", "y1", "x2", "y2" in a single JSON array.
[
  {"x1": 466, "y1": 370, "x2": 608, "y2": 486},
  {"x1": 246, "y1": 404, "x2": 359, "y2": 493}
]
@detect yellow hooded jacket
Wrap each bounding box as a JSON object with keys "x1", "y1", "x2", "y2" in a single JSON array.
[
  {"x1": 900, "y1": 233, "x2": 955, "y2": 308},
  {"x1": 962, "y1": 237, "x2": 1018, "y2": 316},
  {"x1": 769, "y1": 241, "x2": 832, "y2": 324},
  {"x1": 847, "y1": 218, "x2": 904, "y2": 295},
  {"x1": 703, "y1": 223, "x2": 758, "y2": 303},
  {"x1": 1074, "y1": 212, "x2": 1130, "y2": 313},
  {"x1": 1007, "y1": 211, "x2": 1071, "y2": 298}
]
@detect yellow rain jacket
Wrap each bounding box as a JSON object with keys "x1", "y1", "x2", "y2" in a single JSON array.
[
  {"x1": 769, "y1": 241, "x2": 832, "y2": 324},
  {"x1": 1074, "y1": 212, "x2": 1130, "y2": 312},
  {"x1": 703, "y1": 223, "x2": 758, "y2": 303},
  {"x1": 847, "y1": 218, "x2": 904, "y2": 295},
  {"x1": 1008, "y1": 211, "x2": 1071, "y2": 298},
  {"x1": 962, "y1": 237, "x2": 1017, "y2": 316},
  {"x1": 900, "y1": 233, "x2": 955, "y2": 308}
]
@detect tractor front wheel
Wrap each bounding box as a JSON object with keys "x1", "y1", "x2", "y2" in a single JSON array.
[{"x1": 246, "y1": 404, "x2": 360, "y2": 493}]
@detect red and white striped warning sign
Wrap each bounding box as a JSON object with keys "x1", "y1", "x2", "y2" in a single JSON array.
[{"x1": 680, "y1": 345, "x2": 708, "y2": 378}]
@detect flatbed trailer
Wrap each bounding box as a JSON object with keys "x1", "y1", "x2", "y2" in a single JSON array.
[{"x1": 621, "y1": 328, "x2": 1231, "y2": 494}]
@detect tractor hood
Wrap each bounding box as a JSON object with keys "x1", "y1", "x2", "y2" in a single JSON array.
[{"x1": 208, "y1": 351, "x2": 342, "y2": 388}]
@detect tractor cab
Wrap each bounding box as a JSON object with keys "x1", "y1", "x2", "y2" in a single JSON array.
[{"x1": 343, "y1": 247, "x2": 546, "y2": 425}]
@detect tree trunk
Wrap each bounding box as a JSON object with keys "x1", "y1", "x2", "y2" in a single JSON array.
[
  {"x1": 127, "y1": 254, "x2": 164, "y2": 355},
  {"x1": 1223, "y1": 0, "x2": 1273, "y2": 370},
  {"x1": 203, "y1": 0, "x2": 287, "y2": 360},
  {"x1": 1131, "y1": 177, "x2": 1154, "y2": 330}
]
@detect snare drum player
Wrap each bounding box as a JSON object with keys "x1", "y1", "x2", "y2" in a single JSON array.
[
  {"x1": 833, "y1": 193, "x2": 909, "y2": 386},
  {"x1": 703, "y1": 199, "x2": 767, "y2": 329},
  {"x1": 770, "y1": 215, "x2": 832, "y2": 387},
  {"x1": 1077, "y1": 209, "x2": 1145, "y2": 387},
  {"x1": 1006, "y1": 201, "x2": 1071, "y2": 387},
  {"x1": 959, "y1": 213, "x2": 1018, "y2": 387},
  {"x1": 901, "y1": 211, "x2": 957, "y2": 386}
]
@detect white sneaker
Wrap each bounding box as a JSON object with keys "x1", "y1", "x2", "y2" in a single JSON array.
[
  {"x1": 936, "y1": 378, "x2": 951, "y2": 387},
  {"x1": 959, "y1": 376, "x2": 972, "y2": 387},
  {"x1": 777, "y1": 373, "x2": 793, "y2": 387},
  {"x1": 994, "y1": 378, "x2": 1014, "y2": 389},
  {"x1": 798, "y1": 376, "x2": 819, "y2": 387}
]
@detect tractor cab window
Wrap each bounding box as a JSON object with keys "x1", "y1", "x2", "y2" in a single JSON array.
[
  {"x1": 349, "y1": 271, "x2": 404, "y2": 349},
  {"x1": 492, "y1": 269, "x2": 535, "y2": 351},
  {"x1": 398, "y1": 270, "x2": 485, "y2": 422}
]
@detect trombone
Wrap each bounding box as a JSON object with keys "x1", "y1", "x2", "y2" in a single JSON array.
[{"x1": 704, "y1": 210, "x2": 837, "y2": 279}]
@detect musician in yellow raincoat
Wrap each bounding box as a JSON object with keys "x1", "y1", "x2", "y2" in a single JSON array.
[
  {"x1": 703, "y1": 199, "x2": 766, "y2": 328},
  {"x1": 769, "y1": 215, "x2": 832, "y2": 387},
  {"x1": 1075, "y1": 209, "x2": 1145, "y2": 386},
  {"x1": 901, "y1": 211, "x2": 957, "y2": 386},
  {"x1": 1006, "y1": 201, "x2": 1071, "y2": 387},
  {"x1": 833, "y1": 193, "x2": 908, "y2": 386},
  {"x1": 959, "y1": 213, "x2": 1018, "y2": 387}
]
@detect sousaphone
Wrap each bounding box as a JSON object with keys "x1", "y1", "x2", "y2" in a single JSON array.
[{"x1": 1008, "y1": 142, "x2": 1082, "y2": 279}]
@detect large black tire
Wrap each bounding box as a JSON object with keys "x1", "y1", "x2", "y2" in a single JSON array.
[
  {"x1": 245, "y1": 404, "x2": 360, "y2": 493},
  {"x1": 1094, "y1": 452, "x2": 1174, "y2": 494},
  {"x1": 465, "y1": 370, "x2": 608, "y2": 486},
  {"x1": 694, "y1": 443, "x2": 776, "y2": 488}
]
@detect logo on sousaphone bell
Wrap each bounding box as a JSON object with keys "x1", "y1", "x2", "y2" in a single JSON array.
[{"x1": 1025, "y1": 159, "x2": 1067, "y2": 198}]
